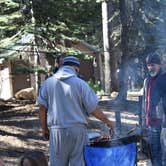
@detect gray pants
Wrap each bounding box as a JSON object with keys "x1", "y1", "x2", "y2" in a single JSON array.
[{"x1": 49, "y1": 125, "x2": 88, "y2": 166}]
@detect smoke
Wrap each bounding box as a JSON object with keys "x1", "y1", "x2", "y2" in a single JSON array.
[{"x1": 119, "y1": 1, "x2": 166, "y2": 92}]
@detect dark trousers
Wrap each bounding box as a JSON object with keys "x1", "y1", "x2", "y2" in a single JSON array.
[{"x1": 147, "y1": 126, "x2": 162, "y2": 166}]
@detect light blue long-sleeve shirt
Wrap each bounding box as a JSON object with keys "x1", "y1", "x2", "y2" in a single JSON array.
[{"x1": 37, "y1": 66, "x2": 98, "y2": 128}]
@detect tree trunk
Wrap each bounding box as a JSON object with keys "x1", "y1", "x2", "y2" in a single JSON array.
[
  {"x1": 116, "y1": 0, "x2": 129, "y2": 101},
  {"x1": 110, "y1": 54, "x2": 119, "y2": 91},
  {"x1": 31, "y1": 1, "x2": 39, "y2": 94},
  {"x1": 98, "y1": 53, "x2": 105, "y2": 90},
  {"x1": 108, "y1": 1, "x2": 119, "y2": 92},
  {"x1": 102, "y1": 1, "x2": 111, "y2": 94}
]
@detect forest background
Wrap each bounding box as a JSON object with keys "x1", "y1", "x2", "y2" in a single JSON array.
[
  {"x1": 1, "y1": 1, "x2": 166, "y2": 165},
  {"x1": 1, "y1": 0, "x2": 166, "y2": 99}
]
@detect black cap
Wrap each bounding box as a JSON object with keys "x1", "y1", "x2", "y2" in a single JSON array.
[{"x1": 146, "y1": 52, "x2": 161, "y2": 65}]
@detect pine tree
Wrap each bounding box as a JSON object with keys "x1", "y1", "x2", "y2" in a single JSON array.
[{"x1": 0, "y1": 0, "x2": 24, "y2": 51}]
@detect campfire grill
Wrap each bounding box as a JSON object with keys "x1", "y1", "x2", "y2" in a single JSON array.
[
  {"x1": 85, "y1": 134, "x2": 141, "y2": 166},
  {"x1": 89, "y1": 134, "x2": 141, "y2": 148}
]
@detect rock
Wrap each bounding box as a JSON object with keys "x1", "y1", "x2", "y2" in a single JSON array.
[
  {"x1": 111, "y1": 91, "x2": 118, "y2": 98},
  {"x1": 15, "y1": 87, "x2": 36, "y2": 100}
]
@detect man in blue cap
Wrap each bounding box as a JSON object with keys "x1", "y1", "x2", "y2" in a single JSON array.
[
  {"x1": 37, "y1": 56, "x2": 114, "y2": 166},
  {"x1": 142, "y1": 52, "x2": 166, "y2": 166}
]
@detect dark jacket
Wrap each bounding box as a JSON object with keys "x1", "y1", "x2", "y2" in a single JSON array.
[{"x1": 142, "y1": 70, "x2": 166, "y2": 128}]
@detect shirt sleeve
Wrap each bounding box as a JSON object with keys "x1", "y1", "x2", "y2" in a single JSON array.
[
  {"x1": 157, "y1": 73, "x2": 166, "y2": 94},
  {"x1": 37, "y1": 81, "x2": 48, "y2": 108},
  {"x1": 142, "y1": 79, "x2": 147, "y2": 129},
  {"x1": 81, "y1": 81, "x2": 98, "y2": 115},
  {"x1": 157, "y1": 73, "x2": 166, "y2": 127}
]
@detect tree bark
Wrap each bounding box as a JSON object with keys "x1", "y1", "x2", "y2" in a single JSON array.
[
  {"x1": 107, "y1": 1, "x2": 119, "y2": 92},
  {"x1": 102, "y1": 1, "x2": 111, "y2": 94},
  {"x1": 116, "y1": 0, "x2": 129, "y2": 101}
]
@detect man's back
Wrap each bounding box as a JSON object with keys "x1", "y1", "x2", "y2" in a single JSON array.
[{"x1": 38, "y1": 66, "x2": 98, "y2": 128}]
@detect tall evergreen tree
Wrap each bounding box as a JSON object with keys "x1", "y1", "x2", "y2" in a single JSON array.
[{"x1": 0, "y1": 0, "x2": 24, "y2": 51}]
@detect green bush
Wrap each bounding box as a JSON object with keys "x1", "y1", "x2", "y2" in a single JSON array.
[{"x1": 87, "y1": 79, "x2": 104, "y2": 96}]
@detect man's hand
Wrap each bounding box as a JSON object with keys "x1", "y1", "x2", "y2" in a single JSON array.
[
  {"x1": 105, "y1": 120, "x2": 114, "y2": 130},
  {"x1": 161, "y1": 128, "x2": 166, "y2": 146},
  {"x1": 39, "y1": 105, "x2": 49, "y2": 141},
  {"x1": 42, "y1": 128, "x2": 49, "y2": 141},
  {"x1": 91, "y1": 107, "x2": 114, "y2": 130}
]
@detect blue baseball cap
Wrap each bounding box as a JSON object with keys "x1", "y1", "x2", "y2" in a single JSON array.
[{"x1": 63, "y1": 56, "x2": 80, "y2": 67}]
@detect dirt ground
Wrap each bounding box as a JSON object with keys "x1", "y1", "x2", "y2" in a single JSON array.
[
  {"x1": 0, "y1": 100, "x2": 49, "y2": 166},
  {"x1": 0, "y1": 99, "x2": 150, "y2": 166}
]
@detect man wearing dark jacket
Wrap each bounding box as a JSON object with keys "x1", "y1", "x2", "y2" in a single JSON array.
[{"x1": 142, "y1": 52, "x2": 166, "y2": 166}]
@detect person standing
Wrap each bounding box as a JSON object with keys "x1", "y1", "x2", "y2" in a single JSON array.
[
  {"x1": 142, "y1": 52, "x2": 166, "y2": 166},
  {"x1": 37, "y1": 56, "x2": 114, "y2": 166}
]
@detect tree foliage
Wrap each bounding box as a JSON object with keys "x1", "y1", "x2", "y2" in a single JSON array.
[
  {"x1": 107, "y1": 0, "x2": 166, "y2": 98},
  {"x1": 0, "y1": 0, "x2": 102, "y2": 58},
  {"x1": 1, "y1": 0, "x2": 166, "y2": 95},
  {"x1": 0, "y1": 0, "x2": 24, "y2": 47},
  {"x1": 22, "y1": 0, "x2": 102, "y2": 53},
  {"x1": 0, "y1": 0, "x2": 104, "y2": 89}
]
